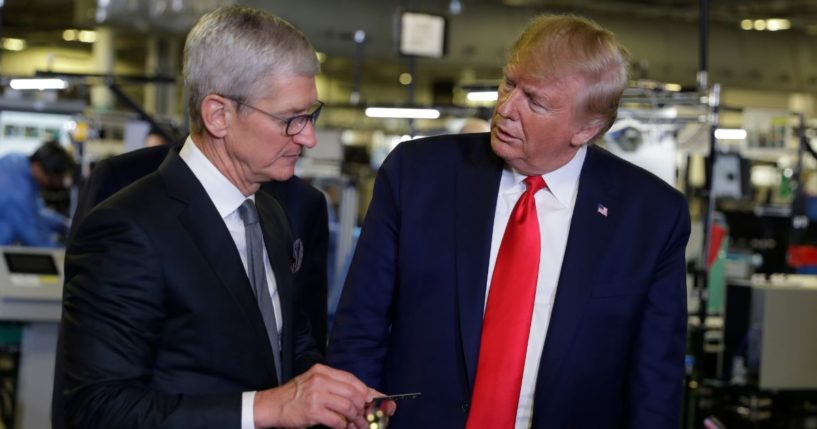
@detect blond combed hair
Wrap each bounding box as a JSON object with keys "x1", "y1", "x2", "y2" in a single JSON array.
[{"x1": 509, "y1": 15, "x2": 630, "y2": 140}]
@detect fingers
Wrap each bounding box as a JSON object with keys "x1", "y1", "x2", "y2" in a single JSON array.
[
  {"x1": 310, "y1": 364, "x2": 370, "y2": 400},
  {"x1": 318, "y1": 388, "x2": 362, "y2": 420},
  {"x1": 303, "y1": 393, "x2": 367, "y2": 429},
  {"x1": 300, "y1": 365, "x2": 368, "y2": 411},
  {"x1": 348, "y1": 416, "x2": 371, "y2": 429},
  {"x1": 382, "y1": 399, "x2": 397, "y2": 416},
  {"x1": 255, "y1": 364, "x2": 378, "y2": 429},
  {"x1": 347, "y1": 413, "x2": 369, "y2": 429},
  {"x1": 365, "y1": 388, "x2": 397, "y2": 416},
  {"x1": 294, "y1": 365, "x2": 373, "y2": 426}
]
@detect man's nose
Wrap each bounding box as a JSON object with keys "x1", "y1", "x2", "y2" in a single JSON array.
[
  {"x1": 293, "y1": 121, "x2": 318, "y2": 148},
  {"x1": 495, "y1": 88, "x2": 521, "y2": 120}
]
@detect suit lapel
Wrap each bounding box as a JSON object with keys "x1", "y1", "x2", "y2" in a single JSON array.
[
  {"x1": 533, "y1": 145, "x2": 617, "y2": 409},
  {"x1": 454, "y1": 135, "x2": 504, "y2": 392},
  {"x1": 158, "y1": 150, "x2": 279, "y2": 381},
  {"x1": 255, "y1": 192, "x2": 295, "y2": 381}
]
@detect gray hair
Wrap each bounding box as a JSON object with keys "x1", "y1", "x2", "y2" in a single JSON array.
[{"x1": 183, "y1": 5, "x2": 319, "y2": 133}]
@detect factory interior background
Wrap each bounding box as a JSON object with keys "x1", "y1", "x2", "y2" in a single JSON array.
[{"x1": 2, "y1": 0, "x2": 817, "y2": 427}]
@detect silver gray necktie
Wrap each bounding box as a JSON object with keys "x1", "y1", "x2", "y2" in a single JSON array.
[{"x1": 238, "y1": 199, "x2": 282, "y2": 382}]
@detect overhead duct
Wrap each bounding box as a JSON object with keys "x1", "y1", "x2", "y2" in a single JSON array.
[{"x1": 74, "y1": 0, "x2": 233, "y2": 34}]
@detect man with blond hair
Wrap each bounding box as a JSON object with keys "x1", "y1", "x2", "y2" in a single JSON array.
[{"x1": 329, "y1": 14, "x2": 689, "y2": 429}]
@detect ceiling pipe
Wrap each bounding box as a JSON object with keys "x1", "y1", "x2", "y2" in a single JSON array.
[{"x1": 697, "y1": 0, "x2": 709, "y2": 91}]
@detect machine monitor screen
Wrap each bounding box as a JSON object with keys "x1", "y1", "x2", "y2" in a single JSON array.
[{"x1": 3, "y1": 252, "x2": 59, "y2": 275}]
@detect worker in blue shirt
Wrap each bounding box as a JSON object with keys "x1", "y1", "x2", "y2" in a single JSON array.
[{"x1": 0, "y1": 141, "x2": 75, "y2": 247}]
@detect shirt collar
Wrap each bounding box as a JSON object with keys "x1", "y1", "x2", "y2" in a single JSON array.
[
  {"x1": 506, "y1": 144, "x2": 587, "y2": 208},
  {"x1": 179, "y1": 136, "x2": 251, "y2": 218}
]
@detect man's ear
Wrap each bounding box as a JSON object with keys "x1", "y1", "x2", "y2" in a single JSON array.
[
  {"x1": 200, "y1": 95, "x2": 232, "y2": 138},
  {"x1": 570, "y1": 118, "x2": 606, "y2": 147}
]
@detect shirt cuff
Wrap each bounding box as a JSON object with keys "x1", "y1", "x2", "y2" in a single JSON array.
[{"x1": 241, "y1": 391, "x2": 256, "y2": 429}]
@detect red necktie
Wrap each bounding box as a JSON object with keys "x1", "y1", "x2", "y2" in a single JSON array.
[{"x1": 466, "y1": 175, "x2": 545, "y2": 429}]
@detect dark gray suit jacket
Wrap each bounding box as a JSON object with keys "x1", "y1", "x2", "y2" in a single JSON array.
[
  {"x1": 68, "y1": 145, "x2": 329, "y2": 351},
  {"x1": 60, "y1": 148, "x2": 322, "y2": 428}
]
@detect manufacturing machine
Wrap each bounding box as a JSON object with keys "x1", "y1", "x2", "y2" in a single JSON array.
[{"x1": 0, "y1": 246, "x2": 64, "y2": 429}]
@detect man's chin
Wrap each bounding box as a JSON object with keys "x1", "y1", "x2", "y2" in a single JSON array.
[
  {"x1": 490, "y1": 136, "x2": 518, "y2": 160},
  {"x1": 265, "y1": 167, "x2": 296, "y2": 183}
]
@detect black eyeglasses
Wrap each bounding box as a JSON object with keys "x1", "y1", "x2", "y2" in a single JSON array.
[{"x1": 227, "y1": 97, "x2": 323, "y2": 136}]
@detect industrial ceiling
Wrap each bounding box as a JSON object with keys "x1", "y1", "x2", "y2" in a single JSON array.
[{"x1": 3, "y1": 0, "x2": 817, "y2": 94}]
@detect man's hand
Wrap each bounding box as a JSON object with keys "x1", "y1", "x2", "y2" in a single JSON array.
[{"x1": 253, "y1": 363, "x2": 377, "y2": 429}]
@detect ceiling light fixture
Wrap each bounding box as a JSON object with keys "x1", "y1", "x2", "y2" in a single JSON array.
[
  {"x1": 365, "y1": 107, "x2": 440, "y2": 119},
  {"x1": 741, "y1": 18, "x2": 790, "y2": 32},
  {"x1": 766, "y1": 18, "x2": 791, "y2": 31},
  {"x1": 9, "y1": 78, "x2": 68, "y2": 90},
  {"x1": 449, "y1": 0, "x2": 462, "y2": 15},
  {"x1": 1, "y1": 37, "x2": 26, "y2": 51},
  {"x1": 714, "y1": 128, "x2": 747, "y2": 140},
  {"x1": 466, "y1": 90, "x2": 498, "y2": 102},
  {"x1": 63, "y1": 29, "x2": 96, "y2": 43},
  {"x1": 77, "y1": 30, "x2": 97, "y2": 43}
]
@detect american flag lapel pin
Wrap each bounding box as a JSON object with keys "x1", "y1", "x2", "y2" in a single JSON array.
[{"x1": 597, "y1": 204, "x2": 608, "y2": 217}]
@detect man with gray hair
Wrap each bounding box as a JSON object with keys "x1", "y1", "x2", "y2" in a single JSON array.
[{"x1": 58, "y1": 5, "x2": 380, "y2": 429}]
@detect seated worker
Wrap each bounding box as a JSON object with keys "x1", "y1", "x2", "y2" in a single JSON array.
[{"x1": 0, "y1": 140, "x2": 74, "y2": 247}]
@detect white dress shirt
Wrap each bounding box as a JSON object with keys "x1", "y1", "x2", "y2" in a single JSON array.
[
  {"x1": 179, "y1": 137, "x2": 282, "y2": 429},
  {"x1": 484, "y1": 145, "x2": 587, "y2": 429}
]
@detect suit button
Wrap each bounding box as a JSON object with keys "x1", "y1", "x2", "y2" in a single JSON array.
[{"x1": 460, "y1": 401, "x2": 469, "y2": 412}]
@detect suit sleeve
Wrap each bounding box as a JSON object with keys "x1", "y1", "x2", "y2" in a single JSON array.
[
  {"x1": 292, "y1": 296, "x2": 324, "y2": 376},
  {"x1": 626, "y1": 197, "x2": 690, "y2": 428},
  {"x1": 326, "y1": 148, "x2": 402, "y2": 389},
  {"x1": 61, "y1": 206, "x2": 240, "y2": 429}
]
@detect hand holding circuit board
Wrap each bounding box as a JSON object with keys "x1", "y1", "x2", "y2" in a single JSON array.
[{"x1": 365, "y1": 392, "x2": 422, "y2": 428}]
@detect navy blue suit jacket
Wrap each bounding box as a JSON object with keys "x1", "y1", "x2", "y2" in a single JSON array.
[{"x1": 327, "y1": 133, "x2": 690, "y2": 429}]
